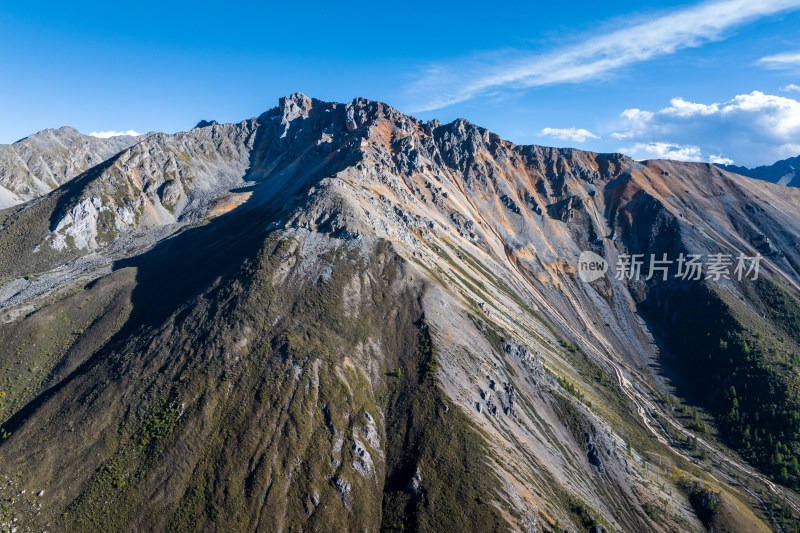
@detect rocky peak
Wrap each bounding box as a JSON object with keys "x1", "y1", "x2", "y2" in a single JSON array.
[
  {"x1": 13, "y1": 126, "x2": 87, "y2": 145},
  {"x1": 279, "y1": 92, "x2": 314, "y2": 121}
]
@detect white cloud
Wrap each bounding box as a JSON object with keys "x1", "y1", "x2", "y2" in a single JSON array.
[
  {"x1": 408, "y1": 0, "x2": 800, "y2": 111},
  {"x1": 609, "y1": 131, "x2": 635, "y2": 140},
  {"x1": 538, "y1": 127, "x2": 599, "y2": 142},
  {"x1": 660, "y1": 97, "x2": 721, "y2": 117},
  {"x1": 620, "y1": 142, "x2": 733, "y2": 164},
  {"x1": 708, "y1": 154, "x2": 735, "y2": 165},
  {"x1": 622, "y1": 142, "x2": 701, "y2": 161},
  {"x1": 782, "y1": 83, "x2": 800, "y2": 92},
  {"x1": 89, "y1": 130, "x2": 142, "y2": 138},
  {"x1": 613, "y1": 91, "x2": 800, "y2": 166},
  {"x1": 759, "y1": 51, "x2": 800, "y2": 69}
]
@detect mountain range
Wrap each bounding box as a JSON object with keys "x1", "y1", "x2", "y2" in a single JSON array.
[
  {"x1": 718, "y1": 155, "x2": 800, "y2": 187},
  {"x1": 1, "y1": 93, "x2": 800, "y2": 532},
  {"x1": 0, "y1": 127, "x2": 141, "y2": 208}
]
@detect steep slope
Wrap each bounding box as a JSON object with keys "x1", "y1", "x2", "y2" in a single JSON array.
[
  {"x1": 607, "y1": 160, "x2": 800, "y2": 503},
  {"x1": 719, "y1": 155, "x2": 800, "y2": 187},
  {"x1": 1, "y1": 94, "x2": 798, "y2": 532},
  {"x1": 0, "y1": 119, "x2": 260, "y2": 297},
  {"x1": 0, "y1": 127, "x2": 142, "y2": 208}
]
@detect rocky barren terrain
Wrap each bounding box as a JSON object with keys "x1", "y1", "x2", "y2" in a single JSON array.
[
  {"x1": 0, "y1": 127, "x2": 142, "y2": 208},
  {"x1": 1, "y1": 94, "x2": 800, "y2": 532}
]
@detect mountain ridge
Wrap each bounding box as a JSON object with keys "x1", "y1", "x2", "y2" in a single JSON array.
[
  {"x1": 0, "y1": 93, "x2": 799, "y2": 532},
  {"x1": 718, "y1": 154, "x2": 800, "y2": 187},
  {"x1": 0, "y1": 126, "x2": 143, "y2": 208}
]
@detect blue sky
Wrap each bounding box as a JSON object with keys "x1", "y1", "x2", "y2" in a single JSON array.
[{"x1": 2, "y1": 0, "x2": 800, "y2": 166}]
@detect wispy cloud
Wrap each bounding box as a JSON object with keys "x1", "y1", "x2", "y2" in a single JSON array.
[
  {"x1": 759, "y1": 51, "x2": 800, "y2": 69},
  {"x1": 538, "y1": 127, "x2": 598, "y2": 142},
  {"x1": 783, "y1": 83, "x2": 800, "y2": 91},
  {"x1": 89, "y1": 130, "x2": 142, "y2": 138},
  {"x1": 408, "y1": 0, "x2": 800, "y2": 111}
]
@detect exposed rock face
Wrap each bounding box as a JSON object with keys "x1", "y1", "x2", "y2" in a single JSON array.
[
  {"x1": 0, "y1": 127, "x2": 141, "y2": 207},
  {"x1": 0, "y1": 94, "x2": 799, "y2": 532},
  {"x1": 406, "y1": 467, "x2": 422, "y2": 495},
  {"x1": 547, "y1": 194, "x2": 584, "y2": 222}
]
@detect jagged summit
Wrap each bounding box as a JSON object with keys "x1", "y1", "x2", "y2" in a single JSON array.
[{"x1": 0, "y1": 93, "x2": 633, "y2": 214}]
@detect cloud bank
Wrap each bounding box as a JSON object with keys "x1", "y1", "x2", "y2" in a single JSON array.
[
  {"x1": 408, "y1": 0, "x2": 800, "y2": 111},
  {"x1": 89, "y1": 130, "x2": 142, "y2": 138},
  {"x1": 622, "y1": 142, "x2": 733, "y2": 164},
  {"x1": 614, "y1": 91, "x2": 800, "y2": 166}
]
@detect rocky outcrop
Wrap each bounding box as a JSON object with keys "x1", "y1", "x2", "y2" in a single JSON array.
[{"x1": 547, "y1": 194, "x2": 584, "y2": 222}]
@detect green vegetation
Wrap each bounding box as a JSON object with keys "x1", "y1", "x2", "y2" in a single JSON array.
[
  {"x1": 0, "y1": 269, "x2": 136, "y2": 428},
  {"x1": 137, "y1": 402, "x2": 180, "y2": 449},
  {"x1": 558, "y1": 338, "x2": 579, "y2": 354},
  {"x1": 95, "y1": 209, "x2": 118, "y2": 244},
  {"x1": 558, "y1": 376, "x2": 581, "y2": 398},
  {"x1": 647, "y1": 277, "x2": 800, "y2": 489},
  {"x1": 682, "y1": 481, "x2": 721, "y2": 529},
  {"x1": 642, "y1": 501, "x2": 662, "y2": 523},
  {"x1": 418, "y1": 321, "x2": 438, "y2": 381},
  {"x1": 381, "y1": 317, "x2": 508, "y2": 533},
  {"x1": 571, "y1": 502, "x2": 600, "y2": 530},
  {"x1": 0, "y1": 228, "x2": 510, "y2": 532}
]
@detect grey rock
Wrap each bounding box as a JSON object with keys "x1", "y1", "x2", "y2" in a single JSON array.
[
  {"x1": 159, "y1": 179, "x2": 183, "y2": 207},
  {"x1": 0, "y1": 127, "x2": 141, "y2": 207},
  {"x1": 335, "y1": 477, "x2": 351, "y2": 494},
  {"x1": 406, "y1": 467, "x2": 422, "y2": 495}
]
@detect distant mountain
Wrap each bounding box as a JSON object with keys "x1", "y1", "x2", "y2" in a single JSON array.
[
  {"x1": 2, "y1": 94, "x2": 800, "y2": 532},
  {"x1": 0, "y1": 127, "x2": 142, "y2": 208},
  {"x1": 719, "y1": 155, "x2": 800, "y2": 187},
  {"x1": 195, "y1": 119, "x2": 219, "y2": 128}
]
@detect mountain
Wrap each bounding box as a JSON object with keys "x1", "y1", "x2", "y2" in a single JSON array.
[
  {"x1": 0, "y1": 127, "x2": 142, "y2": 208},
  {"x1": 719, "y1": 155, "x2": 800, "y2": 187},
  {"x1": 1, "y1": 93, "x2": 800, "y2": 532}
]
